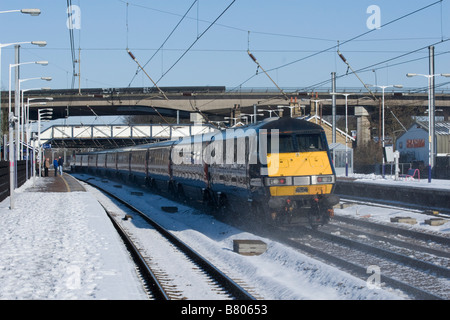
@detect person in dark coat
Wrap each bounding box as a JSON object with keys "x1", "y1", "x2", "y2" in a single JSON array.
[
  {"x1": 53, "y1": 158, "x2": 59, "y2": 176},
  {"x1": 58, "y1": 156, "x2": 64, "y2": 175}
]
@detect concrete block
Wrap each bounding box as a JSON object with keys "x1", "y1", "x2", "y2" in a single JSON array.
[
  {"x1": 390, "y1": 216, "x2": 417, "y2": 224},
  {"x1": 233, "y1": 240, "x2": 267, "y2": 256},
  {"x1": 425, "y1": 218, "x2": 447, "y2": 226}
]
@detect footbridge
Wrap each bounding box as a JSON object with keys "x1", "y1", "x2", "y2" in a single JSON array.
[{"x1": 39, "y1": 123, "x2": 217, "y2": 149}]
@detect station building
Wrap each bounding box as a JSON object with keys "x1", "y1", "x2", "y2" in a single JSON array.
[{"x1": 396, "y1": 119, "x2": 450, "y2": 178}]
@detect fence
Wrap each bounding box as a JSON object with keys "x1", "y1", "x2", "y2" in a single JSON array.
[{"x1": 0, "y1": 161, "x2": 31, "y2": 203}]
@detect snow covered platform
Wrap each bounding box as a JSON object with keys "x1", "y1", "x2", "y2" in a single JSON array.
[
  {"x1": 0, "y1": 177, "x2": 148, "y2": 299},
  {"x1": 2, "y1": 173, "x2": 437, "y2": 301}
]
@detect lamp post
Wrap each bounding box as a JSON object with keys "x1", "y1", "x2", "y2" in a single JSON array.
[
  {"x1": 258, "y1": 108, "x2": 283, "y2": 118},
  {"x1": 19, "y1": 78, "x2": 52, "y2": 159},
  {"x1": 19, "y1": 88, "x2": 51, "y2": 173},
  {"x1": 0, "y1": 9, "x2": 41, "y2": 15},
  {"x1": 8, "y1": 54, "x2": 48, "y2": 209},
  {"x1": 368, "y1": 84, "x2": 403, "y2": 178},
  {"x1": 309, "y1": 99, "x2": 331, "y2": 124},
  {"x1": 224, "y1": 117, "x2": 238, "y2": 126},
  {"x1": 0, "y1": 41, "x2": 46, "y2": 151},
  {"x1": 276, "y1": 105, "x2": 297, "y2": 118},
  {"x1": 10, "y1": 58, "x2": 48, "y2": 188},
  {"x1": 406, "y1": 72, "x2": 450, "y2": 182},
  {"x1": 240, "y1": 113, "x2": 263, "y2": 124},
  {"x1": 30, "y1": 102, "x2": 49, "y2": 175},
  {"x1": 37, "y1": 108, "x2": 53, "y2": 179},
  {"x1": 330, "y1": 92, "x2": 353, "y2": 176}
]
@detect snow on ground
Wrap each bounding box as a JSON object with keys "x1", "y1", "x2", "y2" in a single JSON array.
[
  {"x1": 337, "y1": 173, "x2": 450, "y2": 234},
  {"x1": 72, "y1": 174, "x2": 405, "y2": 300},
  {"x1": 0, "y1": 178, "x2": 148, "y2": 300},
  {"x1": 1, "y1": 173, "x2": 448, "y2": 300}
]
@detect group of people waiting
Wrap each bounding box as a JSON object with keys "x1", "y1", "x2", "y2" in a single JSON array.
[{"x1": 43, "y1": 156, "x2": 64, "y2": 177}]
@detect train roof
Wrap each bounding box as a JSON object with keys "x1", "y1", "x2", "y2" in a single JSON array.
[
  {"x1": 256, "y1": 116, "x2": 325, "y2": 133},
  {"x1": 76, "y1": 117, "x2": 325, "y2": 154}
]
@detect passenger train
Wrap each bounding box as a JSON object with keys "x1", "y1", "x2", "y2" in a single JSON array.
[{"x1": 73, "y1": 117, "x2": 339, "y2": 228}]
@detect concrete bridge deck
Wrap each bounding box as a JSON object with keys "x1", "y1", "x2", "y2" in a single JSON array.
[{"x1": 2, "y1": 86, "x2": 450, "y2": 122}]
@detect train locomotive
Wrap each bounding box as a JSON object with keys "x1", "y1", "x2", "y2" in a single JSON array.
[{"x1": 73, "y1": 117, "x2": 339, "y2": 228}]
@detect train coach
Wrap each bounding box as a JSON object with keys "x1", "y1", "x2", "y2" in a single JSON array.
[{"x1": 73, "y1": 117, "x2": 339, "y2": 228}]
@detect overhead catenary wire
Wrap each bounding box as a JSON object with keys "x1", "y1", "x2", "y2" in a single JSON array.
[
  {"x1": 247, "y1": 50, "x2": 289, "y2": 101},
  {"x1": 127, "y1": 49, "x2": 168, "y2": 101},
  {"x1": 155, "y1": 0, "x2": 236, "y2": 85},
  {"x1": 337, "y1": 48, "x2": 377, "y2": 101},
  {"x1": 256, "y1": 0, "x2": 445, "y2": 77},
  {"x1": 118, "y1": 0, "x2": 336, "y2": 43},
  {"x1": 226, "y1": 1, "x2": 446, "y2": 107},
  {"x1": 337, "y1": 48, "x2": 407, "y2": 132},
  {"x1": 66, "y1": 0, "x2": 77, "y2": 89},
  {"x1": 127, "y1": 0, "x2": 198, "y2": 87},
  {"x1": 304, "y1": 38, "x2": 450, "y2": 92},
  {"x1": 126, "y1": 50, "x2": 175, "y2": 126}
]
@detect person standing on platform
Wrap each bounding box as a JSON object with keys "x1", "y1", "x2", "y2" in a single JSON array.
[
  {"x1": 44, "y1": 158, "x2": 50, "y2": 177},
  {"x1": 58, "y1": 156, "x2": 64, "y2": 175},
  {"x1": 53, "y1": 158, "x2": 59, "y2": 176}
]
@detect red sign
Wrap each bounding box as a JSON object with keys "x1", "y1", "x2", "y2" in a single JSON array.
[{"x1": 406, "y1": 139, "x2": 425, "y2": 148}]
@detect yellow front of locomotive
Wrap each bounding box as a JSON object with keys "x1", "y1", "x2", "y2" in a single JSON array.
[
  {"x1": 266, "y1": 150, "x2": 335, "y2": 197},
  {"x1": 263, "y1": 130, "x2": 338, "y2": 226}
]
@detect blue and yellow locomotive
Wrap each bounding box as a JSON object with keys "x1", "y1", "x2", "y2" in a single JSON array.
[{"x1": 73, "y1": 117, "x2": 339, "y2": 228}]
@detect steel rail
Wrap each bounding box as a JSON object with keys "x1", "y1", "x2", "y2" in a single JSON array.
[
  {"x1": 99, "y1": 202, "x2": 170, "y2": 300},
  {"x1": 81, "y1": 177, "x2": 256, "y2": 300}
]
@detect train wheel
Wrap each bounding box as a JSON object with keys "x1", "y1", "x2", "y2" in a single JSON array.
[
  {"x1": 308, "y1": 200, "x2": 326, "y2": 230},
  {"x1": 150, "y1": 178, "x2": 157, "y2": 191},
  {"x1": 201, "y1": 189, "x2": 214, "y2": 214},
  {"x1": 215, "y1": 193, "x2": 229, "y2": 219},
  {"x1": 168, "y1": 181, "x2": 176, "y2": 195},
  {"x1": 176, "y1": 184, "x2": 186, "y2": 202},
  {"x1": 252, "y1": 201, "x2": 275, "y2": 225}
]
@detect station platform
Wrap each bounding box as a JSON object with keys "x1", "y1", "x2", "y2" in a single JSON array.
[
  {"x1": 26, "y1": 173, "x2": 86, "y2": 193},
  {"x1": 0, "y1": 174, "x2": 148, "y2": 299},
  {"x1": 336, "y1": 176, "x2": 450, "y2": 211}
]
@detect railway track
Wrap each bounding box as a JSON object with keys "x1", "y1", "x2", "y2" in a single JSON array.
[
  {"x1": 74, "y1": 173, "x2": 448, "y2": 300},
  {"x1": 79, "y1": 177, "x2": 256, "y2": 300},
  {"x1": 273, "y1": 209, "x2": 450, "y2": 300}
]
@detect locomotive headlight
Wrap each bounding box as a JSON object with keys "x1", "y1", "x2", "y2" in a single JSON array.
[
  {"x1": 265, "y1": 177, "x2": 292, "y2": 186},
  {"x1": 312, "y1": 175, "x2": 335, "y2": 184}
]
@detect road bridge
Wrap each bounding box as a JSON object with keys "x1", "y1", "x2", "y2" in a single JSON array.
[{"x1": 2, "y1": 86, "x2": 450, "y2": 123}]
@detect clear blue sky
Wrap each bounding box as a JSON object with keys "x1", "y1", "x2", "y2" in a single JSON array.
[{"x1": 1, "y1": 0, "x2": 449, "y2": 92}]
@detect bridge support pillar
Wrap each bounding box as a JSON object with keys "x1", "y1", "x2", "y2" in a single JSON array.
[{"x1": 355, "y1": 106, "x2": 371, "y2": 147}]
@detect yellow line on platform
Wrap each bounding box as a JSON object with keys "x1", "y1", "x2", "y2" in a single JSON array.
[{"x1": 60, "y1": 174, "x2": 71, "y2": 192}]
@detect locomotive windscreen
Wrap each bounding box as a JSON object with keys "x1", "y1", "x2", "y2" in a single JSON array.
[{"x1": 268, "y1": 133, "x2": 326, "y2": 153}]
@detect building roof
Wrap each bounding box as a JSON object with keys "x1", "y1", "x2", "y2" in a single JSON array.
[{"x1": 414, "y1": 120, "x2": 450, "y2": 135}]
